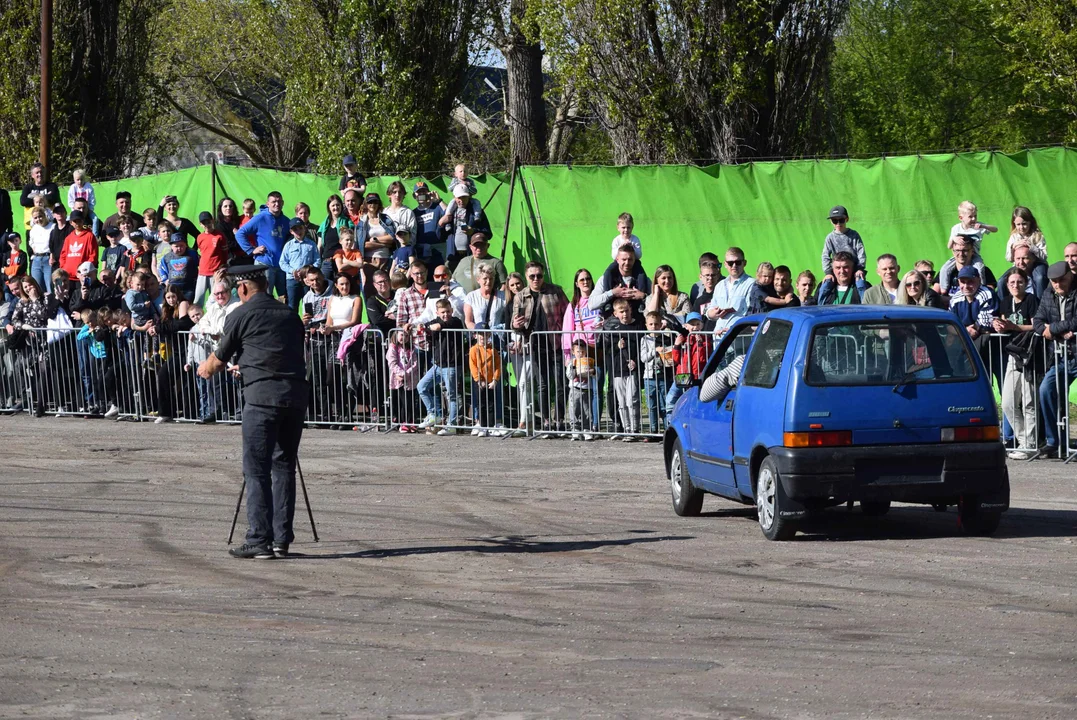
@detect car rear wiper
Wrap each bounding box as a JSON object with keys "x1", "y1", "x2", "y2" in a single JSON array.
[{"x1": 892, "y1": 363, "x2": 933, "y2": 393}]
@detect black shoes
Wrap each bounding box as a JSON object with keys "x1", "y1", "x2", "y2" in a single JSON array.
[
  {"x1": 271, "y1": 542, "x2": 289, "y2": 558},
  {"x1": 228, "y1": 543, "x2": 274, "y2": 559}
]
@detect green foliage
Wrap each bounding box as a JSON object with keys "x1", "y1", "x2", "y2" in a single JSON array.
[
  {"x1": 0, "y1": 0, "x2": 41, "y2": 186},
  {"x1": 996, "y1": 0, "x2": 1077, "y2": 139},
  {"x1": 831, "y1": 0, "x2": 1068, "y2": 153}
]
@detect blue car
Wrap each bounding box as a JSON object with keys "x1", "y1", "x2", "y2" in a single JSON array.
[{"x1": 664, "y1": 306, "x2": 1009, "y2": 540}]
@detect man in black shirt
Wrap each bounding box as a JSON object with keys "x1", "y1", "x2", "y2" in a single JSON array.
[
  {"x1": 198, "y1": 265, "x2": 309, "y2": 559},
  {"x1": 101, "y1": 191, "x2": 139, "y2": 238},
  {"x1": 19, "y1": 162, "x2": 60, "y2": 209}
]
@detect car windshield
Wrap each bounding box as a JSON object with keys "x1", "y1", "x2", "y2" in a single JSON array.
[{"x1": 806, "y1": 321, "x2": 978, "y2": 386}]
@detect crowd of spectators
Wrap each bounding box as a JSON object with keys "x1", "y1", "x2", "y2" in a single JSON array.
[{"x1": 0, "y1": 162, "x2": 1074, "y2": 454}]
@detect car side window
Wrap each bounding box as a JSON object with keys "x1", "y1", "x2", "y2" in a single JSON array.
[
  {"x1": 701, "y1": 323, "x2": 757, "y2": 381},
  {"x1": 742, "y1": 319, "x2": 793, "y2": 389}
]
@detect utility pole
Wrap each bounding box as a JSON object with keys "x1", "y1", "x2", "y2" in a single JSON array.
[{"x1": 40, "y1": 0, "x2": 51, "y2": 169}]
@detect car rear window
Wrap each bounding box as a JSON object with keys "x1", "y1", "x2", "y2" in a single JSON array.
[{"x1": 806, "y1": 321, "x2": 978, "y2": 386}]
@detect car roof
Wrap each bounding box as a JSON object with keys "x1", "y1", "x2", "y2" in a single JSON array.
[{"x1": 762, "y1": 305, "x2": 958, "y2": 328}]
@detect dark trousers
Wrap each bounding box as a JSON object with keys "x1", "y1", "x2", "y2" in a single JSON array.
[{"x1": 242, "y1": 403, "x2": 305, "y2": 546}]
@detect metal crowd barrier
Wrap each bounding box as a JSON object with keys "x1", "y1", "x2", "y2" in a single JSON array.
[{"x1": 0, "y1": 322, "x2": 1071, "y2": 458}]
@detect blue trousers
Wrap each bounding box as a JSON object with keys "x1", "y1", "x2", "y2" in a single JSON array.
[
  {"x1": 263, "y1": 266, "x2": 288, "y2": 300},
  {"x1": 1038, "y1": 355, "x2": 1076, "y2": 449},
  {"x1": 417, "y1": 365, "x2": 459, "y2": 424},
  {"x1": 285, "y1": 276, "x2": 304, "y2": 312},
  {"x1": 31, "y1": 255, "x2": 52, "y2": 293}
]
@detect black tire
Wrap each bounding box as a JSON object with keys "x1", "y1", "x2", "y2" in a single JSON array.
[
  {"x1": 860, "y1": 500, "x2": 891, "y2": 517},
  {"x1": 755, "y1": 456, "x2": 798, "y2": 541},
  {"x1": 669, "y1": 439, "x2": 703, "y2": 517},
  {"x1": 958, "y1": 496, "x2": 1002, "y2": 536}
]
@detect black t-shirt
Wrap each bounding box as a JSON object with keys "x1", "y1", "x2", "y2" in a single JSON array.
[
  {"x1": 49, "y1": 223, "x2": 74, "y2": 265},
  {"x1": 363, "y1": 289, "x2": 394, "y2": 335},
  {"x1": 1001, "y1": 293, "x2": 1038, "y2": 327},
  {"x1": 692, "y1": 289, "x2": 716, "y2": 332},
  {"x1": 339, "y1": 173, "x2": 367, "y2": 192},
  {"x1": 215, "y1": 292, "x2": 309, "y2": 408}
]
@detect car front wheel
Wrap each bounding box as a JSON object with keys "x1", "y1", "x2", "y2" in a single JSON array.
[
  {"x1": 756, "y1": 457, "x2": 798, "y2": 541},
  {"x1": 670, "y1": 440, "x2": 703, "y2": 516}
]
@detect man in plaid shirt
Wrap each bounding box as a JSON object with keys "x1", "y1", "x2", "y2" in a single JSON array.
[{"x1": 396, "y1": 259, "x2": 432, "y2": 351}]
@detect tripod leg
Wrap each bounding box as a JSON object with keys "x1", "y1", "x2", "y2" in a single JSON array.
[
  {"x1": 227, "y1": 478, "x2": 246, "y2": 545},
  {"x1": 296, "y1": 457, "x2": 319, "y2": 542}
]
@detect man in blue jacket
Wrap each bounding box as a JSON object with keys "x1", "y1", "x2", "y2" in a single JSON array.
[{"x1": 235, "y1": 191, "x2": 290, "y2": 299}]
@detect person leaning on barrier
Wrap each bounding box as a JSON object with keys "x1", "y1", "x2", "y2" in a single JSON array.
[
  {"x1": 363, "y1": 269, "x2": 396, "y2": 335},
  {"x1": 1032, "y1": 261, "x2": 1077, "y2": 456},
  {"x1": 994, "y1": 268, "x2": 1041, "y2": 460},
  {"x1": 70, "y1": 262, "x2": 121, "y2": 313},
  {"x1": 198, "y1": 265, "x2": 309, "y2": 560}
]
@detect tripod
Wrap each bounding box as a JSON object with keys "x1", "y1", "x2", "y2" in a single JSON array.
[{"x1": 227, "y1": 456, "x2": 319, "y2": 544}]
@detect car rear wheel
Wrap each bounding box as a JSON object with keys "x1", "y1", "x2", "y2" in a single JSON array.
[
  {"x1": 860, "y1": 500, "x2": 891, "y2": 517},
  {"x1": 756, "y1": 457, "x2": 797, "y2": 541},
  {"x1": 958, "y1": 496, "x2": 1002, "y2": 536},
  {"x1": 670, "y1": 440, "x2": 703, "y2": 516}
]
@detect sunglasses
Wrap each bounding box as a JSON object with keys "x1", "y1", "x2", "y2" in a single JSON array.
[
  {"x1": 725, "y1": 259, "x2": 744, "y2": 267},
  {"x1": 434, "y1": 274, "x2": 450, "y2": 280},
  {"x1": 830, "y1": 217, "x2": 847, "y2": 224},
  {"x1": 905, "y1": 282, "x2": 922, "y2": 288},
  {"x1": 527, "y1": 274, "x2": 544, "y2": 280}
]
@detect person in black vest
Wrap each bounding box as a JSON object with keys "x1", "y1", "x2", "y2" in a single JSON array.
[
  {"x1": 198, "y1": 265, "x2": 309, "y2": 559},
  {"x1": 589, "y1": 244, "x2": 652, "y2": 320}
]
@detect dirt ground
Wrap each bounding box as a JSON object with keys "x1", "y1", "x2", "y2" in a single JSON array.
[{"x1": 0, "y1": 416, "x2": 1074, "y2": 720}]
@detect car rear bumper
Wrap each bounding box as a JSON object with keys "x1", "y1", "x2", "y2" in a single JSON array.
[{"x1": 767, "y1": 442, "x2": 1009, "y2": 507}]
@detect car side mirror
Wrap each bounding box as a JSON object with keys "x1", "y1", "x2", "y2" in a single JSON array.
[{"x1": 674, "y1": 372, "x2": 698, "y2": 389}]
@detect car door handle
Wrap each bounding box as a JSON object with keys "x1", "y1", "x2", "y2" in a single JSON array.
[{"x1": 724, "y1": 399, "x2": 734, "y2": 411}]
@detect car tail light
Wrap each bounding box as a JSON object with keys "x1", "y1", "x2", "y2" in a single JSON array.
[
  {"x1": 941, "y1": 425, "x2": 1000, "y2": 442},
  {"x1": 783, "y1": 431, "x2": 852, "y2": 448}
]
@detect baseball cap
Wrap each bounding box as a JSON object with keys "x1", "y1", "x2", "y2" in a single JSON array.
[
  {"x1": 52, "y1": 203, "x2": 66, "y2": 214},
  {"x1": 115, "y1": 190, "x2": 131, "y2": 200},
  {"x1": 1047, "y1": 260, "x2": 1070, "y2": 281},
  {"x1": 470, "y1": 233, "x2": 489, "y2": 244},
  {"x1": 828, "y1": 206, "x2": 848, "y2": 220},
  {"x1": 452, "y1": 184, "x2": 471, "y2": 199},
  {"x1": 364, "y1": 192, "x2": 380, "y2": 204},
  {"x1": 685, "y1": 312, "x2": 704, "y2": 325},
  {"x1": 198, "y1": 211, "x2": 213, "y2": 224},
  {"x1": 957, "y1": 266, "x2": 980, "y2": 280},
  {"x1": 342, "y1": 154, "x2": 357, "y2": 167},
  {"x1": 474, "y1": 322, "x2": 489, "y2": 331},
  {"x1": 412, "y1": 181, "x2": 429, "y2": 195},
  {"x1": 69, "y1": 210, "x2": 85, "y2": 222},
  {"x1": 289, "y1": 217, "x2": 305, "y2": 230},
  {"x1": 4, "y1": 231, "x2": 20, "y2": 243},
  {"x1": 169, "y1": 233, "x2": 187, "y2": 245},
  {"x1": 105, "y1": 226, "x2": 121, "y2": 238},
  {"x1": 76, "y1": 261, "x2": 95, "y2": 275}
]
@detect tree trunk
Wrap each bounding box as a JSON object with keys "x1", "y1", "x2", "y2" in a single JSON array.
[{"x1": 503, "y1": 0, "x2": 547, "y2": 163}]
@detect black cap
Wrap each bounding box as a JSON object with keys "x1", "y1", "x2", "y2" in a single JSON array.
[
  {"x1": 105, "y1": 226, "x2": 122, "y2": 238},
  {"x1": 365, "y1": 192, "x2": 381, "y2": 204},
  {"x1": 226, "y1": 264, "x2": 269, "y2": 281},
  {"x1": 198, "y1": 211, "x2": 213, "y2": 224},
  {"x1": 116, "y1": 191, "x2": 131, "y2": 200},
  {"x1": 289, "y1": 217, "x2": 305, "y2": 230},
  {"x1": 1047, "y1": 260, "x2": 1070, "y2": 281},
  {"x1": 342, "y1": 154, "x2": 357, "y2": 166},
  {"x1": 828, "y1": 205, "x2": 848, "y2": 220},
  {"x1": 52, "y1": 203, "x2": 66, "y2": 214},
  {"x1": 69, "y1": 210, "x2": 85, "y2": 222},
  {"x1": 169, "y1": 233, "x2": 187, "y2": 245},
  {"x1": 5, "y1": 231, "x2": 20, "y2": 243}
]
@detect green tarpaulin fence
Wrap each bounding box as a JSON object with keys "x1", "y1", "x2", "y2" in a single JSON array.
[
  {"x1": 10, "y1": 147, "x2": 1076, "y2": 289},
  {"x1": 7, "y1": 148, "x2": 1076, "y2": 403}
]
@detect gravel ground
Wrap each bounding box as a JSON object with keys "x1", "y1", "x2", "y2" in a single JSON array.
[{"x1": 1, "y1": 416, "x2": 1074, "y2": 719}]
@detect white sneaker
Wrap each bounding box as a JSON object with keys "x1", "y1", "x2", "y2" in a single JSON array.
[
  {"x1": 609, "y1": 434, "x2": 622, "y2": 441},
  {"x1": 492, "y1": 424, "x2": 507, "y2": 437},
  {"x1": 571, "y1": 433, "x2": 582, "y2": 441},
  {"x1": 583, "y1": 434, "x2": 595, "y2": 441},
  {"x1": 477, "y1": 429, "x2": 489, "y2": 438},
  {"x1": 417, "y1": 414, "x2": 437, "y2": 429},
  {"x1": 154, "y1": 416, "x2": 172, "y2": 424},
  {"x1": 471, "y1": 427, "x2": 482, "y2": 436},
  {"x1": 104, "y1": 404, "x2": 120, "y2": 419},
  {"x1": 1008, "y1": 450, "x2": 1033, "y2": 461},
  {"x1": 437, "y1": 427, "x2": 456, "y2": 436},
  {"x1": 622, "y1": 436, "x2": 636, "y2": 442}
]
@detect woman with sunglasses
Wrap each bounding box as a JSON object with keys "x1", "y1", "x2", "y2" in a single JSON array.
[{"x1": 895, "y1": 270, "x2": 946, "y2": 308}]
